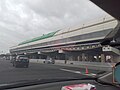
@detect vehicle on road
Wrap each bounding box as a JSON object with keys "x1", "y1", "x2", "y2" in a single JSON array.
[
  {"x1": 43, "y1": 58, "x2": 55, "y2": 64},
  {"x1": 12, "y1": 55, "x2": 29, "y2": 68}
]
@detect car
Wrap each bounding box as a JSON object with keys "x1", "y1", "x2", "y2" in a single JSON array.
[
  {"x1": 12, "y1": 55, "x2": 29, "y2": 68},
  {"x1": 43, "y1": 58, "x2": 55, "y2": 64}
]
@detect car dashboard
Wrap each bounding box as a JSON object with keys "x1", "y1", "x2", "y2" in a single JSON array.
[{"x1": 8, "y1": 80, "x2": 119, "y2": 90}]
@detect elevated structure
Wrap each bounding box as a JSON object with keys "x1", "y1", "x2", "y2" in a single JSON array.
[
  {"x1": 10, "y1": 15, "x2": 119, "y2": 53},
  {"x1": 10, "y1": 15, "x2": 120, "y2": 62}
]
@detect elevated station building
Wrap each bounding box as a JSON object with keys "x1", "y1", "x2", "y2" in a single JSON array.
[{"x1": 10, "y1": 15, "x2": 120, "y2": 63}]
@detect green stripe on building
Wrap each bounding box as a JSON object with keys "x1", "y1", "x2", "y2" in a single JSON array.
[{"x1": 18, "y1": 30, "x2": 59, "y2": 45}]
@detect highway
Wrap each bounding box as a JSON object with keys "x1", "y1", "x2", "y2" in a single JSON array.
[{"x1": 0, "y1": 59, "x2": 102, "y2": 84}]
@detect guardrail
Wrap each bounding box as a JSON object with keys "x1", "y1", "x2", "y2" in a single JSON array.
[
  {"x1": 30, "y1": 59, "x2": 45, "y2": 63},
  {"x1": 30, "y1": 59, "x2": 115, "y2": 71}
]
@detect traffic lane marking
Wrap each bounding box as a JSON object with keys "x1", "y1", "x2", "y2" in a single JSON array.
[
  {"x1": 99, "y1": 72, "x2": 112, "y2": 79},
  {"x1": 60, "y1": 69, "x2": 81, "y2": 74},
  {"x1": 60, "y1": 68, "x2": 96, "y2": 76}
]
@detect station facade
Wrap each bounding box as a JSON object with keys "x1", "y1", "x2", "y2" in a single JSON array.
[{"x1": 10, "y1": 16, "x2": 120, "y2": 63}]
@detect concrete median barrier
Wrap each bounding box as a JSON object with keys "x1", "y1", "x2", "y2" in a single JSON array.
[
  {"x1": 30, "y1": 59, "x2": 45, "y2": 63},
  {"x1": 30, "y1": 59, "x2": 114, "y2": 71}
]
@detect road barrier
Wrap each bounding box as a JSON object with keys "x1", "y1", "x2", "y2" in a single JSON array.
[
  {"x1": 30, "y1": 59, "x2": 45, "y2": 63},
  {"x1": 30, "y1": 59, "x2": 114, "y2": 71}
]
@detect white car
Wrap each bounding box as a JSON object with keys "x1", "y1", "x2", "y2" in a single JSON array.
[{"x1": 43, "y1": 59, "x2": 55, "y2": 64}]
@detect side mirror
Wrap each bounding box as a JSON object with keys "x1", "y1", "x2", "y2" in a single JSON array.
[{"x1": 114, "y1": 62, "x2": 120, "y2": 84}]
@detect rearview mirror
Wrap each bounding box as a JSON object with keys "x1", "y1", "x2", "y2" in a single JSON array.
[{"x1": 114, "y1": 62, "x2": 120, "y2": 84}]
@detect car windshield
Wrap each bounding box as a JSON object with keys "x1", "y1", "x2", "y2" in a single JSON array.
[{"x1": 0, "y1": 0, "x2": 119, "y2": 88}]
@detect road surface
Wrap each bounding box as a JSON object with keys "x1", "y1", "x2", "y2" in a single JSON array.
[{"x1": 0, "y1": 59, "x2": 102, "y2": 84}]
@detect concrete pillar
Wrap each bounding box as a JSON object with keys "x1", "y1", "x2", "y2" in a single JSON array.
[
  {"x1": 82, "y1": 53, "x2": 85, "y2": 61},
  {"x1": 101, "y1": 54, "x2": 105, "y2": 62},
  {"x1": 85, "y1": 54, "x2": 89, "y2": 61},
  {"x1": 77, "y1": 55, "x2": 82, "y2": 61},
  {"x1": 78, "y1": 56, "x2": 80, "y2": 61}
]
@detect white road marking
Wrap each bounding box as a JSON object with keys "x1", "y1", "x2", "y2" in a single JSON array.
[
  {"x1": 60, "y1": 68, "x2": 96, "y2": 76},
  {"x1": 60, "y1": 69, "x2": 81, "y2": 74},
  {"x1": 99, "y1": 72, "x2": 112, "y2": 79}
]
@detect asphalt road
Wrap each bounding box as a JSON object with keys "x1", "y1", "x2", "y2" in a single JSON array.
[{"x1": 0, "y1": 59, "x2": 101, "y2": 84}]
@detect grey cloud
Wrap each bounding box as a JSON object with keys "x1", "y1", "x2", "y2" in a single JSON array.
[{"x1": 0, "y1": 0, "x2": 109, "y2": 53}]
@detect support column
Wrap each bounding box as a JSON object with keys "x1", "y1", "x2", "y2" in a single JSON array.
[
  {"x1": 85, "y1": 54, "x2": 89, "y2": 61},
  {"x1": 77, "y1": 55, "x2": 82, "y2": 61},
  {"x1": 77, "y1": 56, "x2": 80, "y2": 61},
  {"x1": 82, "y1": 53, "x2": 85, "y2": 61},
  {"x1": 101, "y1": 54, "x2": 105, "y2": 62}
]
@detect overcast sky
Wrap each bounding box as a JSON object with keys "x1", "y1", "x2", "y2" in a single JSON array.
[{"x1": 0, "y1": 0, "x2": 109, "y2": 53}]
